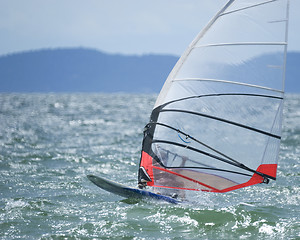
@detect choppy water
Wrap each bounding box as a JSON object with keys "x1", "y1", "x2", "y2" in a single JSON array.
[{"x1": 0, "y1": 93, "x2": 299, "y2": 239}]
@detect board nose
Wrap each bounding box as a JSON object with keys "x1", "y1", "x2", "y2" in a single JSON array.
[{"x1": 87, "y1": 174, "x2": 96, "y2": 181}]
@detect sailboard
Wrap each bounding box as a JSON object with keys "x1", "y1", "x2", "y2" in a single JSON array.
[
  {"x1": 87, "y1": 175, "x2": 180, "y2": 204},
  {"x1": 138, "y1": 0, "x2": 289, "y2": 195},
  {"x1": 88, "y1": 0, "x2": 289, "y2": 203}
]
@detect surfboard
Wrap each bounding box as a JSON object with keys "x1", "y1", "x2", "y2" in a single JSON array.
[{"x1": 87, "y1": 175, "x2": 180, "y2": 204}]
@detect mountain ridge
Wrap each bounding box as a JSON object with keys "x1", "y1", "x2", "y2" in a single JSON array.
[{"x1": 0, "y1": 48, "x2": 299, "y2": 93}]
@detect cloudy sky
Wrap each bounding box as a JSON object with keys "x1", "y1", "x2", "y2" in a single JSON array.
[{"x1": 0, "y1": 0, "x2": 299, "y2": 56}]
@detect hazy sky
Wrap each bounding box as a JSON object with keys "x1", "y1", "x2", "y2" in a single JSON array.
[{"x1": 0, "y1": 0, "x2": 299, "y2": 56}]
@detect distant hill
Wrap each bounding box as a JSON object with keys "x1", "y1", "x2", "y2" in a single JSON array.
[
  {"x1": 0, "y1": 48, "x2": 178, "y2": 93},
  {"x1": 0, "y1": 48, "x2": 299, "y2": 93}
]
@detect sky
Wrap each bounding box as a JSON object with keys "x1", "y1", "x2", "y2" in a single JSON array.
[{"x1": 0, "y1": 0, "x2": 299, "y2": 57}]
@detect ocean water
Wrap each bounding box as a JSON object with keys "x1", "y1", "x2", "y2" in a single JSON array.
[{"x1": 0, "y1": 93, "x2": 299, "y2": 240}]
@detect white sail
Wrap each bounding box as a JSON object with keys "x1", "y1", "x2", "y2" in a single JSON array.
[{"x1": 139, "y1": 0, "x2": 289, "y2": 192}]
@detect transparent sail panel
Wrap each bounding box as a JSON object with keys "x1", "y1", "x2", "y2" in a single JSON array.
[
  {"x1": 153, "y1": 110, "x2": 274, "y2": 169},
  {"x1": 176, "y1": 45, "x2": 285, "y2": 91},
  {"x1": 163, "y1": 95, "x2": 283, "y2": 136},
  {"x1": 199, "y1": 0, "x2": 288, "y2": 46},
  {"x1": 155, "y1": 0, "x2": 288, "y2": 107},
  {"x1": 161, "y1": 80, "x2": 283, "y2": 105}
]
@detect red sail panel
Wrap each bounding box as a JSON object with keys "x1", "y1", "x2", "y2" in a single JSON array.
[
  {"x1": 219, "y1": 164, "x2": 278, "y2": 192},
  {"x1": 140, "y1": 153, "x2": 278, "y2": 192},
  {"x1": 140, "y1": 151, "x2": 154, "y2": 186}
]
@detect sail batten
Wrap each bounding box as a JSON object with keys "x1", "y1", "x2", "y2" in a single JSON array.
[
  {"x1": 193, "y1": 42, "x2": 287, "y2": 48},
  {"x1": 158, "y1": 93, "x2": 283, "y2": 109},
  {"x1": 220, "y1": 0, "x2": 276, "y2": 16},
  {"x1": 138, "y1": 0, "x2": 289, "y2": 194},
  {"x1": 172, "y1": 78, "x2": 284, "y2": 93}
]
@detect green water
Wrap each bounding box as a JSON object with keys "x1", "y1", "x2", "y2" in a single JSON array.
[{"x1": 0, "y1": 93, "x2": 299, "y2": 239}]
